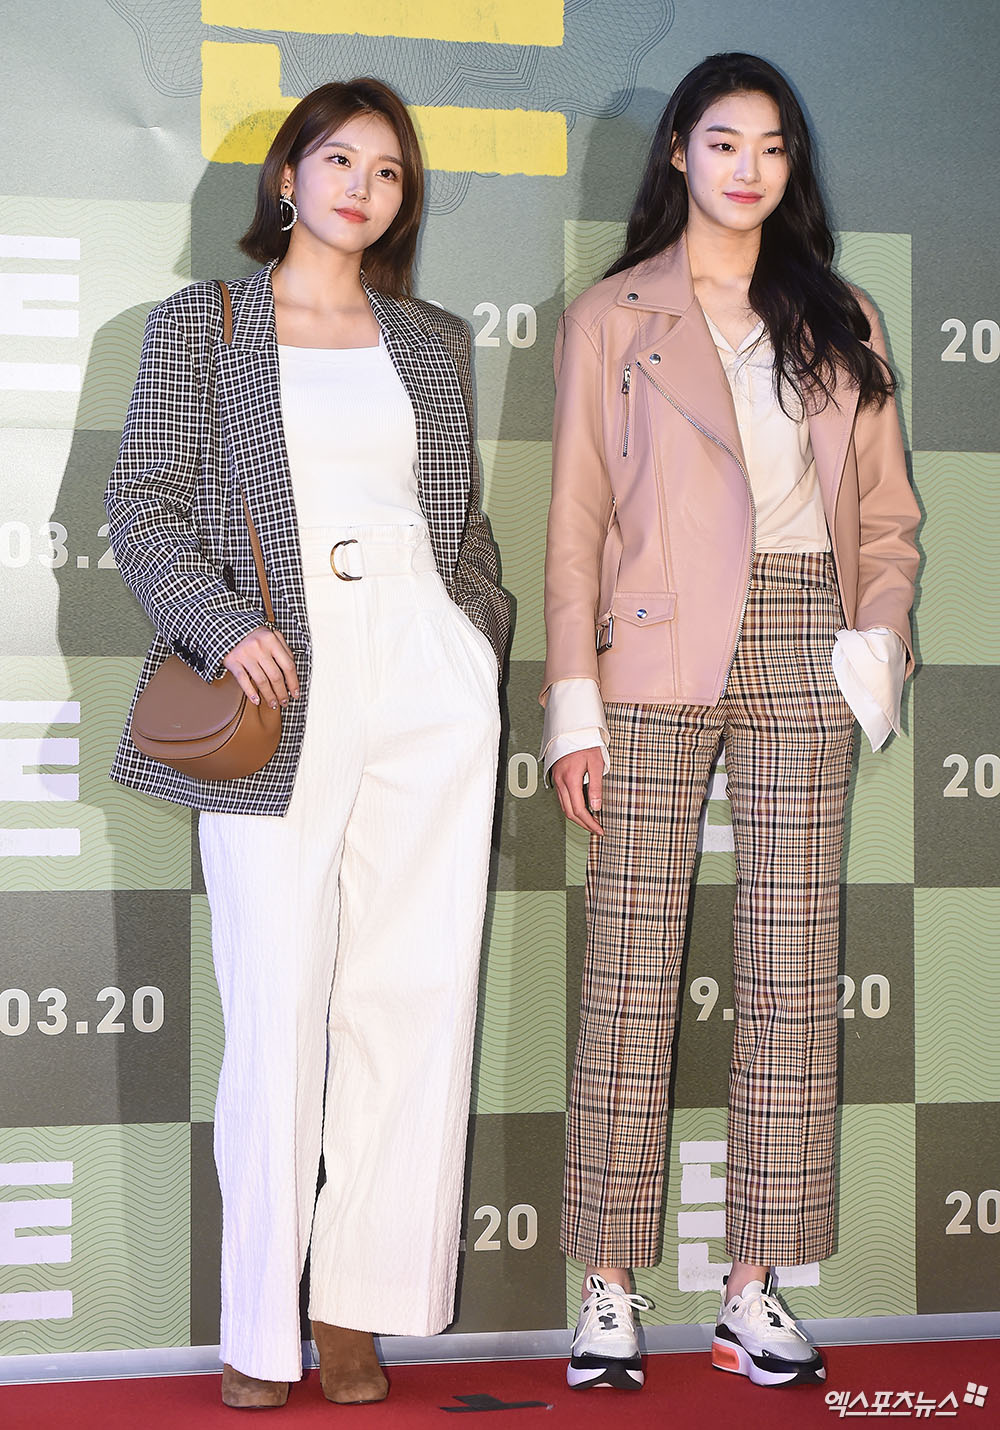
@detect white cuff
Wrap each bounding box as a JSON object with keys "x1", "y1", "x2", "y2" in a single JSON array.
[
  {"x1": 539, "y1": 678, "x2": 610, "y2": 779},
  {"x1": 832, "y1": 627, "x2": 906, "y2": 753}
]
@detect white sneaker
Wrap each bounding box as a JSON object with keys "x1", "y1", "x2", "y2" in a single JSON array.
[
  {"x1": 712, "y1": 1275, "x2": 826, "y2": 1387},
  {"x1": 567, "y1": 1275, "x2": 651, "y2": 1390}
]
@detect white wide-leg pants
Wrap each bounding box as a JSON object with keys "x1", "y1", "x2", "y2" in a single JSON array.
[{"x1": 199, "y1": 524, "x2": 500, "y2": 1381}]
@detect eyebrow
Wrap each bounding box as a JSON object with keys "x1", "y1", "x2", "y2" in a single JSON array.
[
  {"x1": 321, "y1": 139, "x2": 404, "y2": 165},
  {"x1": 704, "y1": 124, "x2": 784, "y2": 138}
]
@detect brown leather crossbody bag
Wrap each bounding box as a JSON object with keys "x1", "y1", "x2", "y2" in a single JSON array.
[{"x1": 129, "y1": 280, "x2": 282, "y2": 780}]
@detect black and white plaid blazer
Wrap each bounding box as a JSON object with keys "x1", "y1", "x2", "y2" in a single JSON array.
[{"x1": 106, "y1": 262, "x2": 510, "y2": 815}]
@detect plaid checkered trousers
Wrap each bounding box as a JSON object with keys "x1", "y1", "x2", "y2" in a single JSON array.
[{"x1": 562, "y1": 552, "x2": 856, "y2": 1269}]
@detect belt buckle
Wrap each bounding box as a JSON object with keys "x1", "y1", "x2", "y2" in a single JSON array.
[
  {"x1": 596, "y1": 615, "x2": 614, "y2": 654},
  {"x1": 330, "y1": 539, "x2": 362, "y2": 581}
]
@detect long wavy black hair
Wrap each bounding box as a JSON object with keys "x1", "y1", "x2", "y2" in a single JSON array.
[{"x1": 608, "y1": 53, "x2": 896, "y2": 411}]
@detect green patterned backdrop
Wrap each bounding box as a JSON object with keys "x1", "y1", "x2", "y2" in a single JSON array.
[{"x1": 1, "y1": 0, "x2": 998, "y2": 1373}]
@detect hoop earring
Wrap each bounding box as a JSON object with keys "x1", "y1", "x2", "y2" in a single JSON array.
[{"x1": 279, "y1": 194, "x2": 298, "y2": 231}]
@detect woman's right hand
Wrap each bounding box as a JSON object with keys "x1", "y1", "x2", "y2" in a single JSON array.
[
  {"x1": 551, "y1": 746, "x2": 605, "y2": 835},
  {"x1": 224, "y1": 627, "x2": 300, "y2": 709}
]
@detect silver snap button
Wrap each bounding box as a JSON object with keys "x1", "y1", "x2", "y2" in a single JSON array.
[
  {"x1": 649, "y1": 352, "x2": 661, "y2": 364},
  {"x1": 636, "y1": 608, "x2": 647, "y2": 619},
  {"x1": 627, "y1": 292, "x2": 638, "y2": 302}
]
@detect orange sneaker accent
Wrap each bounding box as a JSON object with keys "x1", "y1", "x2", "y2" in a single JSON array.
[{"x1": 712, "y1": 1342, "x2": 742, "y2": 1372}]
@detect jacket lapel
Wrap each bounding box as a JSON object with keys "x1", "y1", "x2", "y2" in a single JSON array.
[
  {"x1": 214, "y1": 264, "x2": 309, "y2": 637},
  {"x1": 619, "y1": 240, "x2": 747, "y2": 468},
  {"x1": 622, "y1": 239, "x2": 862, "y2": 507},
  {"x1": 365, "y1": 281, "x2": 472, "y2": 579}
]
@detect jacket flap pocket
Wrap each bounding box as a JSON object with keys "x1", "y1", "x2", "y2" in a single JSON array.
[{"x1": 610, "y1": 592, "x2": 677, "y2": 626}]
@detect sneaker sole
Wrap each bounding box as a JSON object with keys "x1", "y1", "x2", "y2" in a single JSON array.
[
  {"x1": 567, "y1": 1361, "x2": 645, "y2": 1391},
  {"x1": 711, "y1": 1337, "x2": 826, "y2": 1387}
]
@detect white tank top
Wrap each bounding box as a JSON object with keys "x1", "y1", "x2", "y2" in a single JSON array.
[{"x1": 277, "y1": 336, "x2": 422, "y2": 527}]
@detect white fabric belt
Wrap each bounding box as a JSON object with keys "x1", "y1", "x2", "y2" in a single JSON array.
[{"x1": 297, "y1": 524, "x2": 438, "y2": 579}]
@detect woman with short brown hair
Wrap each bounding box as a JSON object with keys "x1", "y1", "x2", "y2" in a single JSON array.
[{"x1": 107, "y1": 77, "x2": 507, "y2": 1409}]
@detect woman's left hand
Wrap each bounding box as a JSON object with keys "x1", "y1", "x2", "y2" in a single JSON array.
[{"x1": 224, "y1": 626, "x2": 299, "y2": 709}]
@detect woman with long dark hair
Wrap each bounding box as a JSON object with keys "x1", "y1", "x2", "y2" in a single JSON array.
[
  {"x1": 107, "y1": 78, "x2": 507, "y2": 1408},
  {"x1": 542, "y1": 52, "x2": 918, "y2": 1391}
]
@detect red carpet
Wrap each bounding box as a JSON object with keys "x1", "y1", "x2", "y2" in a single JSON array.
[{"x1": 2, "y1": 1341, "x2": 999, "y2": 1429}]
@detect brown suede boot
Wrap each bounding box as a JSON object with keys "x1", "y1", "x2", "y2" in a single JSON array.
[
  {"x1": 311, "y1": 1322, "x2": 389, "y2": 1404},
  {"x1": 221, "y1": 1362, "x2": 290, "y2": 1409}
]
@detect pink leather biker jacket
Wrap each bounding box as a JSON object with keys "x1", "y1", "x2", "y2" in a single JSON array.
[{"x1": 541, "y1": 238, "x2": 920, "y2": 707}]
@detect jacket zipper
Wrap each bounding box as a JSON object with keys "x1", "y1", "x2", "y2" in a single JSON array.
[
  {"x1": 621, "y1": 364, "x2": 631, "y2": 456},
  {"x1": 635, "y1": 359, "x2": 756, "y2": 694},
  {"x1": 596, "y1": 496, "x2": 619, "y2": 651}
]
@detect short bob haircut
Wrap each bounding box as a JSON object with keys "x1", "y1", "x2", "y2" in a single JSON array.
[{"x1": 240, "y1": 77, "x2": 424, "y2": 298}]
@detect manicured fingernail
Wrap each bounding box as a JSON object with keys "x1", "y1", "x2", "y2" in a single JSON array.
[
  {"x1": 271, "y1": 701, "x2": 278, "y2": 710},
  {"x1": 251, "y1": 694, "x2": 260, "y2": 705}
]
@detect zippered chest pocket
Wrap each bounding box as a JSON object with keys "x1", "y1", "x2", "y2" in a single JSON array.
[{"x1": 620, "y1": 363, "x2": 631, "y2": 457}]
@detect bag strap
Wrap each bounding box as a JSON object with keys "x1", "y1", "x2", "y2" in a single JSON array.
[
  {"x1": 218, "y1": 275, "x2": 233, "y2": 344},
  {"x1": 242, "y1": 491, "x2": 276, "y2": 627},
  {"x1": 216, "y1": 279, "x2": 277, "y2": 629}
]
